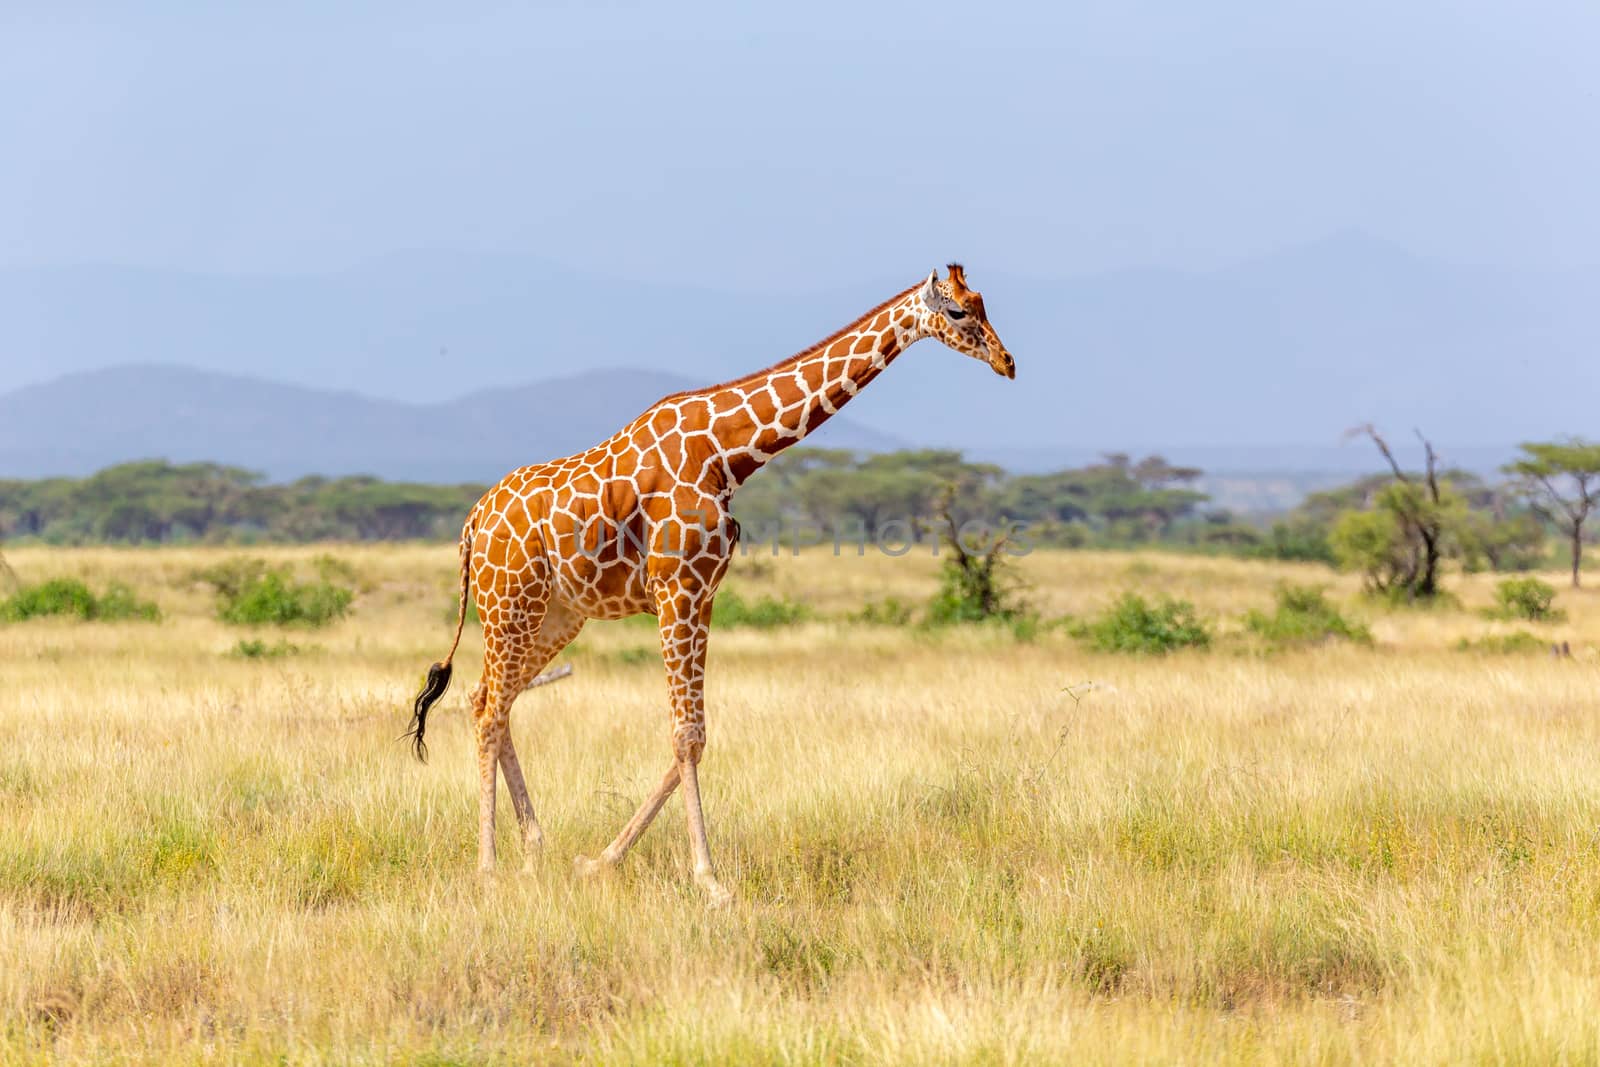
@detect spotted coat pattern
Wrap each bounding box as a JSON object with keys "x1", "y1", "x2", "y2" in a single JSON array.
[{"x1": 418, "y1": 264, "x2": 1015, "y2": 904}]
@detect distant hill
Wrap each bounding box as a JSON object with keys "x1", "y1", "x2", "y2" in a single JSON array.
[
  {"x1": 3, "y1": 233, "x2": 1598, "y2": 451},
  {"x1": 0, "y1": 365, "x2": 905, "y2": 482}
]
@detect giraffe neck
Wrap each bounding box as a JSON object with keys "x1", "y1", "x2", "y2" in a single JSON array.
[{"x1": 694, "y1": 282, "x2": 929, "y2": 489}]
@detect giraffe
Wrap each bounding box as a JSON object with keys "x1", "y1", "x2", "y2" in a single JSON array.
[{"x1": 407, "y1": 264, "x2": 1015, "y2": 906}]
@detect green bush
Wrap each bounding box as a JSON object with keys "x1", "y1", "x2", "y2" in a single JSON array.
[
  {"x1": 1455, "y1": 631, "x2": 1551, "y2": 656},
  {"x1": 711, "y1": 589, "x2": 809, "y2": 629},
  {"x1": 1244, "y1": 585, "x2": 1372, "y2": 648},
  {"x1": 197, "y1": 558, "x2": 353, "y2": 627},
  {"x1": 1073, "y1": 593, "x2": 1211, "y2": 654},
  {"x1": 926, "y1": 554, "x2": 1030, "y2": 626},
  {"x1": 1, "y1": 578, "x2": 95, "y2": 620},
  {"x1": 1489, "y1": 577, "x2": 1564, "y2": 622},
  {"x1": 94, "y1": 583, "x2": 163, "y2": 621},
  {"x1": 0, "y1": 578, "x2": 160, "y2": 622}
]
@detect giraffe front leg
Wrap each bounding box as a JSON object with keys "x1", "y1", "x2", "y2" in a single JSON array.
[
  {"x1": 678, "y1": 738, "x2": 731, "y2": 908},
  {"x1": 658, "y1": 591, "x2": 733, "y2": 908},
  {"x1": 574, "y1": 761, "x2": 681, "y2": 877}
]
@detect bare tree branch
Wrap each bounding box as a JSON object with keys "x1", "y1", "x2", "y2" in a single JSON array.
[
  {"x1": 1349, "y1": 424, "x2": 1409, "y2": 484},
  {"x1": 522, "y1": 663, "x2": 574, "y2": 692},
  {"x1": 1416, "y1": 429, "x2": 1441, "y2": 505}
]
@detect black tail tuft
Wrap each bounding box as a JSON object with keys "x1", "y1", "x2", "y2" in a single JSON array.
[{"x1": 407, "y1": 660, "x2": 453, "y2": 763}]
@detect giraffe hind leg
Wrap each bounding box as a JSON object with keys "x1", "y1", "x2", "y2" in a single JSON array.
[
  {"x1": 479, "y1": 602, "x2": 586, "y2": 874},
  {"x1": 498, "y1": 737, "x2": 544, "y2": 861}
]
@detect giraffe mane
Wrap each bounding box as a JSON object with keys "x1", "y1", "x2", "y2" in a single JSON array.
[{"x1": 658, "y1": 280, "x2": 924, "y2": 403}]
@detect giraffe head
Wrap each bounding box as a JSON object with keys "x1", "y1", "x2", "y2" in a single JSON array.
[{"x1": 916, "y1": 264, "x2": 1015, "y2": 379}]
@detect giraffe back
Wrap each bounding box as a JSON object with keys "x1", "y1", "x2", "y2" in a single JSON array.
[{"x1": 467, "y1": 400, "x2": 736, "y2": 623}]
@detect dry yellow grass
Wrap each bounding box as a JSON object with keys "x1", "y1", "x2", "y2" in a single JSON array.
[{"x1": 4, "y1": 544, "x2": 1600, "y2": 1064}]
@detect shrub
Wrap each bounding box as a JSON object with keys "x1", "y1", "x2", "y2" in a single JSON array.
[
  {"x1": 1455, "y1": 631, "x2": 1550, "y2": 656},
  {"x1": 1074, "y1": 593, "x2": 1211, "y2": 654},
  {"x1": 94, "y1": 583, "x2": 163, "y2": 621},
  {"x1": 197, "y1": 558, "x2": 353, "y2": 627},
  {"x1": 925, "y1": 546, "x2": 1032, "y2": 626},
  {"x1": 922, "y1": 484, "x2": 1033, "y2": 626},
  {"x1": 711, "y1": 589, "x2": 809, "y2": 629},
  {"x1": 1244, "y1": 584, "x2": 1372, "y2": 648},
  {"x1": 0, "y1": 578, "x2": 160, "y2": 622},
  {"x1": 1489, "y1": 577, "x2": 1564, "y2": 622},
  {"x1": 1, "y1": 578, "x2": 95, "y2": 621}
]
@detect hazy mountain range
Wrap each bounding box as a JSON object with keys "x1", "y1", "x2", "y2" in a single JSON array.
[
  {"x1": 0, "y1": 365, "x2": 902, "y2": 483},
  {"x1": 2, "y1": 230, "x2": 1594, "y2": 486}
]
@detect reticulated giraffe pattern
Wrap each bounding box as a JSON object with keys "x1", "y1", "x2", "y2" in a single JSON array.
[{"x1": 408, "y1": 264, "x2": 1015, "y2": 905}]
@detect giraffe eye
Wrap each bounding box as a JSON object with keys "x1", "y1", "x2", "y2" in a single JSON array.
[{"x1": 946, "y1": 308, "x2": 967, "y2": 321}]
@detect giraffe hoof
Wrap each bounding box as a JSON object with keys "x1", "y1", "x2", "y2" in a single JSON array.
[
  {"x1": 700, "y1": 879, "x2": 735, "y2": 909},
  {"x1": 573, "y1": 854, "x2": 612, "y2": 879}
]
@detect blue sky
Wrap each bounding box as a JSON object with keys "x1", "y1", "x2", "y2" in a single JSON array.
[{"x1": 4, "y1": 1, "x2": 1597, "y2": 288}]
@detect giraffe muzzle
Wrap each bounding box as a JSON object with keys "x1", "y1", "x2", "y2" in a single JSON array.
[{"x1": 990, "y1": 349, "x2": 1016, "y2": 379}]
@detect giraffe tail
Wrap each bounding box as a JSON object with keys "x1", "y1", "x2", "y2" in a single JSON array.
[{"x1": 405, "y1": 515, "x2": 474, "y2": 763}]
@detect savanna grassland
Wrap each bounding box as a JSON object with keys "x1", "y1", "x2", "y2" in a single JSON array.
[{"x1": 5, "y1": 544, "x2": 1600, "y2": 1064}]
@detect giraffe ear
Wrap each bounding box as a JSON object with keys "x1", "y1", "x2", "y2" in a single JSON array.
[{"x1": 921, "y1": 270, "x2": 941, "y2": 306}]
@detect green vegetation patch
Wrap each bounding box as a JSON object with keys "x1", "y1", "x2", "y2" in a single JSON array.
[
  {"x1": 712, "y1": 589, "x2": 810, "y2": 629},
  {"x1": 1487, "y1": 576, "x2": 1565, "y2": 622},
  {"x1": 1073, "y1": 592, "x2": 1211, "y2": 654},
  {"x1": 196, "y1": 557, "x2": 353, "y2": 627},
  {"x1": 1244, "y1": 584, "x2": 1372, "y2": 648},
  {"x1": 1455, "y1": 631, "x2": 1553, "y2": 656},
  {"x1": 0, "y1": 577, "x2": 159, "y2": 623}
]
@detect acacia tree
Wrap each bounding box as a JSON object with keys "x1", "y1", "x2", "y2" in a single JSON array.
[
  {"x1": 1504, "y1": 439, "x2": 1600, "y2": 588},
  {"x1": 923, "y1": 484, "x2": 1027, "y2": 622},
  {"x1": 1335, "y1": 426, "x2": 1456, "y2": 600}
]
